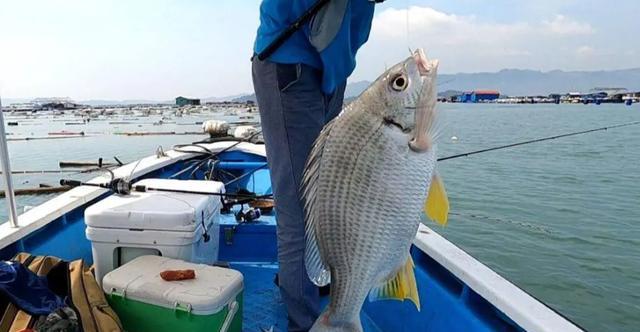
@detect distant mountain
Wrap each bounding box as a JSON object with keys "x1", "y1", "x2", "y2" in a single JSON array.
[
  {"x1": 6, "y1": 68, "x2": 638, "y2": 107},
  {"x1": 1, "y1": 97, "x2": 172, "y2": 107},
  {"x1": 231, "y1": 94, "x2": 257, "y2": 103},
  {"x1": 438, "y1": 68, "x2": 640, "y2": 96},
  {"x1": 1, "y1": 98, "x2": 32, "y2": 105},
  {"x1": 80, "y1": 99, "x2": 173, "y2": 106},
  {"x1": 345, "y1": 68, "x2": 640, "y2": 98},
  {"x1": 203, "y1": 94, "x2": 250, "y2": 103}
]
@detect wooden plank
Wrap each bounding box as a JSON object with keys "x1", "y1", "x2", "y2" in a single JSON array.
[
  {"x1": 59, "y1": 161, "x2": 116, "y2": 168},
  {"x1": 0, "y1": 186, "x2": 71, "y2": 197}
]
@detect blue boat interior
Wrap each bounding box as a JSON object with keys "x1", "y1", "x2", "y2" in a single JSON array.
[{"x1": 0, "y1": 150, "x2": 524, "y2": 331}]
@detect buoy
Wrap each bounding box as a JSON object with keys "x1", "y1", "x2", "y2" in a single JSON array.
[
  {"x1": 451, "y1": 136, "x2": 458, "y2": 141},
  {"x1": 234, "y1": 125, "x2": 258, "y2": 139},
  {"x1": 202, "y1": 120, "x2": 230, "y2": 137}
]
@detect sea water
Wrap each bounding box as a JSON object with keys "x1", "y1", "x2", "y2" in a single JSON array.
[{"x1": 1, "y1": 103, "x2": 639, "y2": 331}]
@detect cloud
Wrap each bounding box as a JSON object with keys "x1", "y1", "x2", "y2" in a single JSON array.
[
  {"x1": 543, "y1": 15, "x2": 595, "y2": 35},
  {"x1": 351, "y1": 6, "x2": 616, "y2": 81},
  {"x1": 576, "y1": 46, "x2": 595, "y2": 56}
]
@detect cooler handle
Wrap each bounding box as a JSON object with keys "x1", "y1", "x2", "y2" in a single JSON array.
[
  {"x1": 173, "y1": 302, "x2": 193, "y2": 315},
  {"x1": 110, "y1": 287, "x2": 126, "y2": 299},
  {"x1": 220, "y1": 300, "x2": 239, "y2": 332}
]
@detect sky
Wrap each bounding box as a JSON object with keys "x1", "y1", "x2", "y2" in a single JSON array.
[{"x1": 0, "y1": 0, "x2": 638, "y2": 101}]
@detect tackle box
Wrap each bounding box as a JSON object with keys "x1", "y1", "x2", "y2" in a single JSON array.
[{"x1": 103, "y1": 255, "x2": 243, "y2": 332}]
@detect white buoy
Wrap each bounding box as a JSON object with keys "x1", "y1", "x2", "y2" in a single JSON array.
[
  {"x1": 451, "y1": 136, "x2": 459, "y2": 141},
  {"x1": 233, "y1": 125, "x2": 258, "y2": 139},
  {"x1": 202, "y1": 120, "x2": 230, "y2": 137}
]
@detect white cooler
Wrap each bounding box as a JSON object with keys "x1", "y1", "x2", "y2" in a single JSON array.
[{"x1": 85, "y1": 179, "x2": 225, "y2": 285}]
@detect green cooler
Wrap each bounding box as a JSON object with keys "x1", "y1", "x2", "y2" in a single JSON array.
[{"x1": 102, "y1": 255, "x2": 243, "y2": 332}]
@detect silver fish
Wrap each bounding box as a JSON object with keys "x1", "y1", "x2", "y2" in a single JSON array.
[{"x1": 302, "y1": 49, "x2": 449, "y2": 332}]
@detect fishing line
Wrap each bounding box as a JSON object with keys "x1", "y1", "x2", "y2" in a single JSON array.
[
  {"x1": 438, "y1": 121, "x2": 640, "y2": 162},
  {"x1": 437, "y1": 78, "x2": 456, "y2": 87},
  {"x1": 406, "y1": 0, "x2": 411, "y2": 49}
]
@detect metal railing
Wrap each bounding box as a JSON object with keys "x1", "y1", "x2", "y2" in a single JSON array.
[{"x1": 0, "y1": 97, "x2": 19, "y2": 227}]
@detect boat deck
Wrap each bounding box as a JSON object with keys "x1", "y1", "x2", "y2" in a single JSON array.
[
  {"x1": 233, "y1": 262, "x2": 380, "y2": 332},
  {"x1": 232, "y1": 263, "x2": 286, "y2": 331}
]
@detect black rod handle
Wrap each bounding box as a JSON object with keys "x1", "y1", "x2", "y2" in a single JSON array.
[
  {"x1": 59, "y1": 179, "x2": 109, "y2": 189},
  {"x1": 256, "y1": 0, "x2": 330, "y2": 61},
  {"x1": 60, "y1": 179, "x2": 83, "y2": 187}
]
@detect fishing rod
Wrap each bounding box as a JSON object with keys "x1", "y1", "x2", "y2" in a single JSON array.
[
  {"x1": 59, "y1": 131, "x2": 266, "y2": 196},
  {"x1": 175, "y1": 130, "x2": 263, "y2": 179},
  {"x1": 59, "y1": 179, "x2": 272, "y2": 200},
  {"x1": 437, "y1": 121, "x2": 640, "y2": 162}
]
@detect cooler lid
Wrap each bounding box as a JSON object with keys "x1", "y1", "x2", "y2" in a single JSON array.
[
  {"x1": 85, "y1": 191, "x2": 215, "y2": 232},
  {"x1": 102, "y1": 256, "x2": 243, "y2": 315}
]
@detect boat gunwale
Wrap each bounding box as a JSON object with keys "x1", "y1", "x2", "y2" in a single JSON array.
[{"x1": 414, "y1": 224, "x2": 583, "y2": 332}]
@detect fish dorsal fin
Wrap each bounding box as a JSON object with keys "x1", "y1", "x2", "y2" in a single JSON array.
[
  {"x1": 301, "y1": 119, "x2": 338, "y2": 287},
  {"x1": 424, "y1": 171, "x2": 449, "y2": 226},
  {"x1": 369, "y1": 256, "x2": 421, "y2": 311}
]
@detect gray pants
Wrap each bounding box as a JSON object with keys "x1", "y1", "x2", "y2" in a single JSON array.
[{"x1": 252, "y1": 57, "x2": 345, "y2": 332}]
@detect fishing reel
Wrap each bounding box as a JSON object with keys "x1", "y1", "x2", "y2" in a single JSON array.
[
  {"x1": 235, "y1": 207, "x2": 261, "y2": 223},
  {"x1": 221, "y1": 189, "x2": 257, "y2": 214}
]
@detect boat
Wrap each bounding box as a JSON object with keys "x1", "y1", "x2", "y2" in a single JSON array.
[{"x1": 0, "y1": 137, "x2": 584, "y2": 331}]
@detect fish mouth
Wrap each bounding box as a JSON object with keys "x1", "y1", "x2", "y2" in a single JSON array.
[
  {"x1": 384, "y1": 116, "x2": 413, "y2": 133},
  {"x1": 409, "y1": 49, "x2": 437, "y2": 153},
  {"x1": 413, "y1": 48, "x2": 431, "y2": 76}
]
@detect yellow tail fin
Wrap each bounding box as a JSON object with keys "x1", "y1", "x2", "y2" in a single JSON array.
[
  {"x1": 424, "y1": 172, "x2": 449, "y2": 226},
  {"x1": 369, "y1": 256, "x2": 421, "y2": 311}
]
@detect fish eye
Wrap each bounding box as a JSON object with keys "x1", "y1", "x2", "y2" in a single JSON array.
[{"x1": 390, "y1": 74, "x2": 408, "y2": 92}]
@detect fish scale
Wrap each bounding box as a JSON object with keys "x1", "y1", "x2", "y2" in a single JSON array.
[{"x1": 303, "y1": 50, "x2": 442, "y2": 331}]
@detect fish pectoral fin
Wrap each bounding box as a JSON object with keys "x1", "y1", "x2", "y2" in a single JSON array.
[
  {"x1": 424, "y1": 171, "x2": 449, "y2": 226},
  {"x1": 368, "y1": 256, "x2": 421, "y2": 311}
]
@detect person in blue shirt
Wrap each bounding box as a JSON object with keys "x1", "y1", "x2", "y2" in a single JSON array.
[{"x1": 252, "y1": 1, "x2": 382, "y2": 331}]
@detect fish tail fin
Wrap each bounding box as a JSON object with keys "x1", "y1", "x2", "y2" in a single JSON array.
[
  {"x1": 310, "y1": 310, "x2": 363, "y2": 332},
  {"x1": 368, "y1": 256, "x2": 421, "y2": 311}
]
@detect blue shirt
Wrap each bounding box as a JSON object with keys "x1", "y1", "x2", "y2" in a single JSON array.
[{"x1": 254, "y1": 0, "x2": 375, "y2": 94}]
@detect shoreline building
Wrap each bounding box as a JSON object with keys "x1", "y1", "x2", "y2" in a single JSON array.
[
  {"x1": 456, "y1": 90, "x2": 500, "y2": 103},
  {"x1": 175, "y1": 96, "x2": 201, "y2": 107}
]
